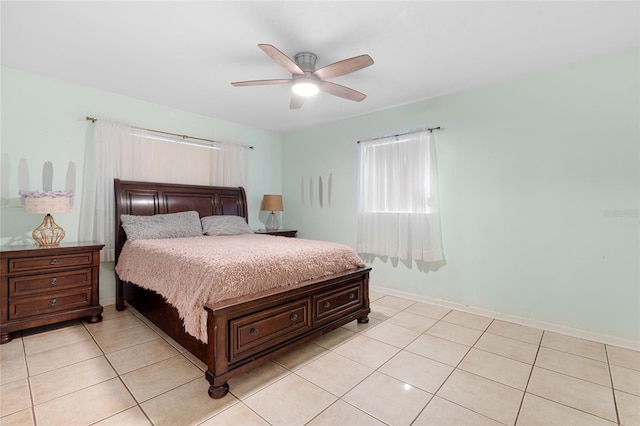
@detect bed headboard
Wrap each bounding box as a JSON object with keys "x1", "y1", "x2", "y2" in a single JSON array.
[{"x1": 114, "y1": 179, "x2": 248, "y2": 260}]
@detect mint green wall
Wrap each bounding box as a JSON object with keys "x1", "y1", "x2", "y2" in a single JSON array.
[
  {"x1": 282, "y1": 48, "x2": 639, "y2": 341},
  {"x1": 1, "y1": 67, "x2": 283, "y2": 302},
  {"x1": 2, "y1": 49, "x2": 637, "y2": 341}
]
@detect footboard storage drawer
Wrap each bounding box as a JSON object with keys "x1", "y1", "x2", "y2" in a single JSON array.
[
  {"x1": 313, "y1": 283, "x2": 364, "y2": 326},
  {"x1": 229, "y1": 299, "x2": 311, "y2": 362},
  {"x1": 205, "y1": 267, "x2": 371, "y2": 400}
]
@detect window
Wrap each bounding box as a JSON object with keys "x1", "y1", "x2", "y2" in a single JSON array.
[{"x1": 357, "y1": 130, "x2": 444, "y2": 262}]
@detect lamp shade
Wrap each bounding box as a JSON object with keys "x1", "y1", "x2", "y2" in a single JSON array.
[
  {"x1": 25, "y1": 195, "x2": 71, "y2": 214},
  {"x1": 20, "y1": 191, "x2": 73, "y2": 247},
  {"x1": 261, "y1": 194, "x2": 284, "y2": 212}
]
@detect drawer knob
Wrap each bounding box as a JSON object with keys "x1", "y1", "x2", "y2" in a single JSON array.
[
  {"x1": 349, "y1": 293, "x2": 355, "y2": 300},
  {"x1": 290, "y1": 313, "x2": 298, "y2": 322},
  {"x1": 323, "y1": 301, "x2": 331, "y2": 309},
  {"x1": 50, "y1": 258, "x2": 57, "y2": 265},
  {"x1": 50, "y1": 298, "x2": 57, "y2": 306},
  {"x1": 250, "y1": 328, "x2": 259, "y2": 336},
  {"x1": 50, "y1": 278, "x2": 57, "y2": 287}
]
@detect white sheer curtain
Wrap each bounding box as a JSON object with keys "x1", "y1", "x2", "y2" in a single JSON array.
[
  {"x1": 357, "y1": 130, "x2": 443, "y2": 262},
  {"x1": 211, "y1": 141, "x2": 248, "y2": 187},
  {"x1": 79, "y1": 119, "x2": 248, "y2": 261}
]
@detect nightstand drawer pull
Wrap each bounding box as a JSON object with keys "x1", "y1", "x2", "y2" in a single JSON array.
[
  {"x1": 50, "y1": 298, "x2": 57, "y2": 306},
  {"x1": 50, "y1": 278, "x2": 57, "y2": 287},
  {"x1": 323, "y1": 301, "x2": 331, "y2": 308},
  {"x1": 50, "y1": 258, "x2": 57, "y2": 265},
  {"x1": 250, "y1": 328, "x2": 259, "y2": 336},
  {"x1": 290, "y1": 313, "x2": 298, "y2": 322},
  {"x1": 349, "y1": 293, "x2": 355, "y2": 299}
]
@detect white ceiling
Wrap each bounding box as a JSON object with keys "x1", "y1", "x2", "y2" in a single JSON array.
[{"x1": 2, "y1": 1, "x2": 638, "y2": 134}]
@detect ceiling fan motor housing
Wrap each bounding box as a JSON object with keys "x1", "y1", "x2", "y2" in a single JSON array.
[{"x1": 294, "y1": 52, "x2": 318, "y2": 72}]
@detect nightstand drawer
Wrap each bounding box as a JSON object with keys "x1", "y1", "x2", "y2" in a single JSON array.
[
  {"x1": 313, "y1": 283, "x2": 363, "y2": 326},
  {"x1": 9, "y1": 269, "x2": 92, "y2": 297},
  {"x1": 8, "y1": 253, "x2": 94, "y2": 273},
  {"x1": 229, "y1": 299, "x2": 311, "y2": 362},
  {"x1": 8, "y1": 289, "x2": 92, "y2": 320}
]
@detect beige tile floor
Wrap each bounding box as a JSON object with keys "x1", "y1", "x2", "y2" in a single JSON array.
[{"x1": 1, "y1": 291, "x2": 639, "y2": 426}]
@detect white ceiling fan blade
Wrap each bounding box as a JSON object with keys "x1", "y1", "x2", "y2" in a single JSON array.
[
  {"x1": 258, "y1": 44, "x2": 305, "y2": 76},
  {"x1": 313, "y1": 55, "x2": 374, "y2": 80},
  {"x1": 290, "y1": 94, "x2": 305, "y2": 109},
  {"x1": 320, "y1": 81, "x2": 367, "y2": 102},
  {"x1": 231, "y1": 79, "x2": 292, "y2": 87}
]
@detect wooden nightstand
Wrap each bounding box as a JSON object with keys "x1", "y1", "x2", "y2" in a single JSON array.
[
  {"x1": 0, "y1": 241, "x2": 104, "y2": 344},
  {"x1": 254, "y1": 229, "x2": 298, "y2": 238}
]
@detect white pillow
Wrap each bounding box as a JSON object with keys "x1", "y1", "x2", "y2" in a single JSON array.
[{"x1": 201, "y1": 215, "x2": 253, "y2": 236}]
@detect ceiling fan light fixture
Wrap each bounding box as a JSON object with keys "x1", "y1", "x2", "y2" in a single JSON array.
[
  {"x1": 292, "y1": 77, "x2": 319, "y2": 97},
  {"x1": 231, "y1": 44, "x2": 374, "y2": 107}
]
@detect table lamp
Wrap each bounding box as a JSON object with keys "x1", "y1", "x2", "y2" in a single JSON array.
[
  {"x1": 261, "y1": 194, "x2": 284, "y2": 231},
  {"x1": 21, "y1": 191, "x2": 72, "y2": 247}
]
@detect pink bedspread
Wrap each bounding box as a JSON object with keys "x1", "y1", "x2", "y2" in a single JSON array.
[{"x1": 115, "y1": 234, "x2": 365, "y2": 342}]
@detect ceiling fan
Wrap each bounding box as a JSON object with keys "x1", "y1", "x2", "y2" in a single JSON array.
[{"x1": 231, "y1": 44, "x2": 374, "y2": 109}]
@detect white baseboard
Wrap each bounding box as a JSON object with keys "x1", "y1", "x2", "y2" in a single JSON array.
[
  {"x1": 100, "y1": 297, "x2": 116, "y2": 307},
  {"x1": 371, "y1": 285, "x2": 640, "y2": 351},
  {"x1": 99, "y1": 287, "x2": 639, "y2": 351}
]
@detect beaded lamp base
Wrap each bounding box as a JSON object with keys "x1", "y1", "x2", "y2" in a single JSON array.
[{"x1": 33, "y1": 214, "x2": 66, "y2": 247}]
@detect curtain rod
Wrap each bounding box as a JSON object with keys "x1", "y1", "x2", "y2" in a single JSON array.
[
  {"x1": 357, "y1": 126, "x2": 442, "y2": 144},
  {"x1": 85, "y1": 116, "x2": 254, "y2": 150}
]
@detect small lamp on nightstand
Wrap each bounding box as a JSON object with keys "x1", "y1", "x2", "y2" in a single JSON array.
[
  {"x1": 21, "y1": 190, "x2": 73, "y2": 247},
  {"x1": 261, "y1": 194, "x2": 284, "y2": 231}
]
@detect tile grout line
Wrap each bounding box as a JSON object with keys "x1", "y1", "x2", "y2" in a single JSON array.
[
  {"x1": 521, "y1": 383, "x2": 621, "y2": 424},
  {"x1": 287, "y1": 332, "x2": 383, "y2": 425},
  {"x1": 233, "y1": 332, "x2": 375, "y2": 426},
  {"x1": 19, "y1": 331, "x2": 39, "y2": 426},
  {"x1": 82, "y1": 314, "x2": 156, "y2": 425},
  {"x1": 376, "y1": 300, "x2": 514, "y2": 425},
  {"x1": 21, "y1": 323, "x2": 113, "y2": 425},
  {"x1": 604, "y1": 345, "x2": 622, "y2": 425},
  {"x1": 113, "y1": 313, "x2": 226, "y2": 425},
  {"x1": 22, "y1": 320, "x2": 100, "y2": 425},
  {"x1": 537, "y1": 336, "x2": 612, "y2": 363},
  {"x1": 204, "y1": 400, "x2": 273, "y2": 426},
  {"x1": 9, "y1": 298, "x2": 636, "y2": 426},
  {"x1": 334, "y1": 305, "x2": 422, "y2": 426},
  {"x1": 406, "y1": 316, "x2": 484, "y2": 425},
  {"x1": 297, "y1": 301, "x2": 437, "y2": 426},
  {"x1": 335, "y1": 303, "x2": 444, "y2": 373},
  {"x1": 229, "y1": 360, "x2": 293, "y2": 401},
  {"x1": 521, "y1": 331, "x2": 620, "y2": 424},
  {"x1": 512, "y1": 328, "x2": 544, "y2": 425}
]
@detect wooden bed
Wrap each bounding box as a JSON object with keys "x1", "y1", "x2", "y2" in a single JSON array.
[{"x1": 114, "y1": 179, "x2": 371, "y2": 399}]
